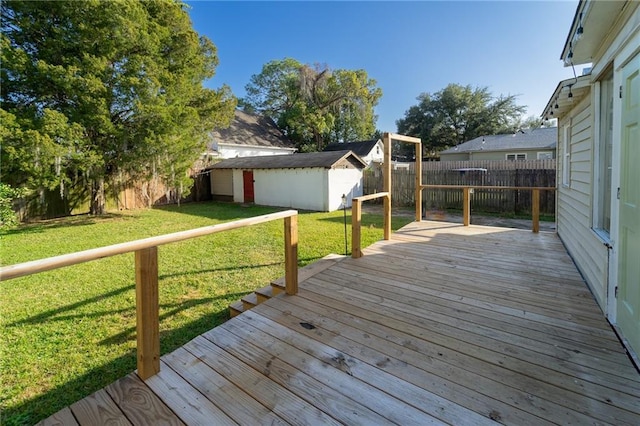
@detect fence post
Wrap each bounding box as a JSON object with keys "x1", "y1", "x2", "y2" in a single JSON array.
[
  {"x1": 463, "y1": 187, "x2": 470, "y2": 226},
  {"x1": 532, "y1": 189, "x2": 540, "y2": 233},
  {"x1": 135, "y1": 247, "x2": 160, "y2": 380},
  {"x1": 352, "y1": 199, "x2": 362, "y2": 258},
  {"x1": 284, "y1": 215, "x2": 298, "y2": 295}
]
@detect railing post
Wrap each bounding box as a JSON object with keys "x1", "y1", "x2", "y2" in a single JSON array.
[
  {"x1": 383, "y1": 194, "x2": 391, "y2": 240},
  {"x1": 352, "y1": 199, "x2": 362, "y2": 258},
  {"x1": 415, "y1": 144, "x2": 422, "y2": 222},
  {"x1": 135, "y1": 247, "x2": 159, "y2": 380},
  {"x1": 532, "y1": 189, "x2": 540, "y2": 233},
  {"x1": 284, "y1": 215, "x2": 298, "y2": 295},
  {"x1": 463, "y1": 187, "x2": 471, "y2": 226}
]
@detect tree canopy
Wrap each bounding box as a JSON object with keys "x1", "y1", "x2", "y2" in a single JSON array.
[
  {"x1": 396, "y1": 84, "x2": 526, "y2": 158},
  {"x1": 243, "y1": 58, "x2": 382, "y2": 152},
  {"x1": 1, "y1": 0, "x2": 236, "y2": 215}
]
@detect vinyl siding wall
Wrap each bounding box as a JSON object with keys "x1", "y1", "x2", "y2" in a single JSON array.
[{"x1": 557, "y1": 94, "x2": 609, "y2": 310}]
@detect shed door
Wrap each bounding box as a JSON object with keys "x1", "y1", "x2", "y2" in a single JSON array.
[
  {"x1": 617, "y1": 53, "x2": 639, "y2": 357},
  {"x1": 243, "y1": 170, "x2": 254, "y2": 203}
]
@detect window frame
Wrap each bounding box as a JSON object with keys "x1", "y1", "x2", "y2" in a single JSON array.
[{"x1": 562, "y1": 124, "x2": 571, "y2": 187}]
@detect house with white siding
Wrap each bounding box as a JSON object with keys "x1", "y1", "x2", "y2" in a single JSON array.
[
  {"x1": 542, "y1": 0, "x2": 639, "y2": 363},
  {"x1": 204, "y1": 110, "x2": 297, "y2": 160}
]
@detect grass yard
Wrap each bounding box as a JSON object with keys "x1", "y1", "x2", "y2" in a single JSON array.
[{"x1": 0, "y1": 201, "x2": 413, "y2": 425}]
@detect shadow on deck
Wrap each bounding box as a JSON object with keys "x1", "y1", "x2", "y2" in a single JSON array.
[{"x1": 39, "y1": 221, "x2": 640, "y2": 425}]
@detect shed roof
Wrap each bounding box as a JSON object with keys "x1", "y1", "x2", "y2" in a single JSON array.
[
  {"x1": 440, "y1": 128, "x2": 557, "y2": 155},
  {"x1": 208, "y1": 150, "x2": 367, "y2": 170},
  {"x1": 209, "y1": 110, "x2": 296, "y2": 149},
  {"x1": 323, "y1": 139, "x2": 381, "y2": 158}
]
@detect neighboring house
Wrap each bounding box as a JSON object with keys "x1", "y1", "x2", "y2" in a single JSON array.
[
  {"x1": 205, "y1": 110, "x2": 297, "y2": 160},
  {"x1": 207, "y1": 150, "x2": 366, "y2": 212},
  {"x1": 439, "y1": 128, "x2": 557, "y2": 161},
  {"x1": 542, "y1": 0, "x2": 639, "y2": 362},
  {"x1": 323, "y1": 139, "x2": 384, "y2": 166}
]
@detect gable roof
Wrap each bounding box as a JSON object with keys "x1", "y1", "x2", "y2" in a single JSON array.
[
  {"x1": 323, "y1": 139, "x2": 381, "y2": 158},
  {"x1": 209, "y1": 110, "x2": 296, "y2": 149},
  {"x1": 208, "y1": 150, "x2": 367, "y2": 170},
  {"x1": 440, "y1": 128, "x2": 557, "y2": 155}
]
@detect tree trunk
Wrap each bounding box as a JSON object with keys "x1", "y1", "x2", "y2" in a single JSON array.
[{"x1": 90, "y1": 177, "x2": 106, "y2": 215}]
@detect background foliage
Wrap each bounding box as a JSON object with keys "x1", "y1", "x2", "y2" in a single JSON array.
[
  {"x1": 243, "y1": 58, "x2": 382, "y2": 152},
  {"x1": 0, "y1": 0, "x2": 236, "y2": 215}
]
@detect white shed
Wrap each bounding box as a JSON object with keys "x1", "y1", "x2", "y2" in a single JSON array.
[{"x1": 208, "y1": 150, "x2": 366, "y2": 212}]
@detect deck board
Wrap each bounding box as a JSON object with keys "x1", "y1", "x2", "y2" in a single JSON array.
[{"x1": 39, "y1": 221, "x2": 640, "y2": 425}]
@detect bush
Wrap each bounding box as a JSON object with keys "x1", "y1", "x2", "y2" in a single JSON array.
[{"x1": 0, "y1": 183, "x2": 25, "y2": 231}]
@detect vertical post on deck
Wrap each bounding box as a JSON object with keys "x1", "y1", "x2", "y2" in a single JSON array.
[
  {"x1": 284, "y1": 215, "x2": 298, "y2": 295},
  {"x1": 415, "y1": 141, "x2": 422, "y2": 222},
  {"x1": 352, "y1": 199, "x2": 362, "y2": 258},
  {"x1": 463, "y1": 187, "x2": 471, "y2": 226},
  {"x1": 383, "y1": 133, "x2": 392, "y2": 240},
  {"x1": 532, "y1": 189, "x2": 540, "y2": 233},
  {"x1": 135, "y1": 247, "x2": 160, "y2": 380}
]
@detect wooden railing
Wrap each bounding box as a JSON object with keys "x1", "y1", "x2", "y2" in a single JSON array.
[
  {"x1": 421, "y1": 185, "x2": 556, "y2": 232},
  {"x1": 351, "y1": 192, "x2": 391, "y2": 258},
  {"x1": 0, "y1": 210, "x2": 299, "y2": 379}
]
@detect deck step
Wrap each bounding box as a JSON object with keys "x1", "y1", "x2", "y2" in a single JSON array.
[
  {"x1": 271, "y1": 253, "x2": 346, "y2": 292},
  {"x1": 229, "y1": 254, "x2": 346, "y2": 318},
  {"x1": 241, "y1": 292, "x2": 259, "y2": 311},
  {"x1": 229, "y1": 300, "x2": 244, "y2": 318},
  {"x1": 255, "y1": 285, "x2": 274, "y2": 304}
]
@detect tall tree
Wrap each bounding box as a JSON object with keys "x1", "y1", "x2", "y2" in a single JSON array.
[
  {"x1": 396, "y1": 84, "x2": 526, "y2": 157},
  {"x1": 1, "y1": 0, "x2": 236, "y2": 215},
  {"x1": 243, "y1": 58, "x2": 382, "y2": 151}
]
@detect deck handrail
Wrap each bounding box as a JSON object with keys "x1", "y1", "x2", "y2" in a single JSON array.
[
  {"x1": 420, "y1": 185, "x2": 556, "y2": 233},
  {"x1": 351, "y1": 192, "x2": 390, "y2": 258},
  {"x1": 0, "y1": 210, "x2": 299, "y2": 379}
]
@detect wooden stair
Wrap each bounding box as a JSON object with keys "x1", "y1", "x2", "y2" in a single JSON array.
[{"x1": 228, "y1": 254, "x2": 345, "y2": 318}]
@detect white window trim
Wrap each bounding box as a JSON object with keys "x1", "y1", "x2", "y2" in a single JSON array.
[
  {"x1": 505, "y1": 153, "x2": 527, "y2": 161},
  {"x1": 536, "y1": 151, "x2": 553, "y2": 160},
  {"x1": 562, "y1": 124, "x2": 571, "y2": 187}
]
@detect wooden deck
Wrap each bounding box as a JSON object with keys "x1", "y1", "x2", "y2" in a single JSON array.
[{"x1": 39, "y1": 221, "x2": 640, "y2": 425}]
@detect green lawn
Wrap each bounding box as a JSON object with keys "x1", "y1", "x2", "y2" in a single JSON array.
[{"x1": 0, "y1": 201, "x2": 412, "y2": 425}]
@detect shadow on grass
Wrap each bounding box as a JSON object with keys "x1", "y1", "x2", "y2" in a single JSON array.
[
  {"x1": 2, "y1": 212, "x2": 136, "y2": 236},
  {"x1": 152, "y1": 201, "x2": 283, "y2": 222},
  {"x1": 2, "y1": 294, "x2": 241, "y2": 426},
  {"x1": 8, "y1": 262, "x2": 287, "y2": 327}
]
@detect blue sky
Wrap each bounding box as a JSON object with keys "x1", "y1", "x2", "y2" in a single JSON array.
[{"x1": 187, "y1": 1, "x2": 580, "y2": 132}]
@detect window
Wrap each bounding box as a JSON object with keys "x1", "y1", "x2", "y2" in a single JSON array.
[
  {"x1": 537, "y1": 152, "x2": 553, "y2": 160},
  {"x1": 506, "y1": 153, "x2": 527, "y2": 161},
  {"x1": 594, "y1": 69, "x2": 613, "y2": 235},
  {"x1": 562, "y1": 124, "x2": 571, "y2": 187}
]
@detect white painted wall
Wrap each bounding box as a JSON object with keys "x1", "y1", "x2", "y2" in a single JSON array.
[
  {"x1": 219, "y1": 144, "x2": 295, "y2": 159},
  {"x1": 210, "y1": 169, "x2": 233, "y2": 196},
  {"x1": 253, "y1": 168, "x2": 327, "y2": 211},
  {"x1": 232, "y1": 169, "x2": 245, "y2": 203},
  {"x1": 224, "y1": 167, "x2": 363, "y2": 211},
  {"x1": 556, "y1": 95, "x2": 609, "y2": 309},
  {"x1": 327, "y1": 168, "x2": 363, "y2": 211}
]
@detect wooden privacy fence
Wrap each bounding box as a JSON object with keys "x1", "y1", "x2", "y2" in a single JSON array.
[
  {"x1": 364, "y1": 161, "x2": 556, "y2": 215},
  {"x1": 0, "y1": 210, "x2": 299, "y2": 380}
]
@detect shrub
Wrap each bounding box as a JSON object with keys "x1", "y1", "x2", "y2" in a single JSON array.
[{"x1": 0, "y1": 183, "x2": 25, "y2": 231}]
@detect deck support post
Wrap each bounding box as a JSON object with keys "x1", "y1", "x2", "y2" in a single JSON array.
[
  {"x1": 463, "y1": 187, "x2": 471, "y2": 226},
  {"x1": 135, "y1": 247, "x2": 160, "y2": 380},
  {"x1": 383, "y1": 133, "x2": 392, "y2": 240},
  {"x1": 352, "y1": 199, "x2": 363, "y2": 258},
  {"x1": 415, "y1": 142, "x2": 422, "y2": 222},
  {"x1": 532, "y1": 189, "x2": 540, "y2": 233},
  {"x1": 284, "y1": 215, "x2": 298, "y2": 295}
]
